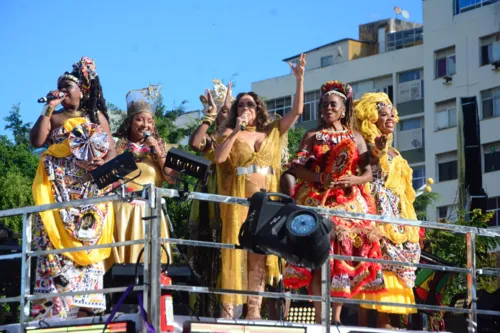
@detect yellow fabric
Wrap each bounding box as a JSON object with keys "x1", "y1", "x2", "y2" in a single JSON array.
[
  {"x1": 105, "y1": 142, "x2": 173, "y2": 269},
  {"x1": 32, "y1": 117, "x2": 114, "y2": 267},
  {"x1": 377, "y1": 151, "x2": 419, "y2": 244},
  {"x1": 356, "y1": 271, "x2": 417, "y2": 314},
  {"x1": 216, "y1": 119, "x2": 284, "y2": 305}
]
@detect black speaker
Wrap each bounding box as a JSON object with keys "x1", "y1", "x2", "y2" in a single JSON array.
[{"x1": 460, "y1": 97, "x2": 487, "y2": 211}]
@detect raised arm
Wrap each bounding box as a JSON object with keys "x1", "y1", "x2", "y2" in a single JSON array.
[
  {"x1": 30, "y1": 91, "x2": 64, "y2": 147},
  {"x1": 190, "y1": 89, "x2": 217, "y2": 153},
  {"x1": 368, "y1": 135, "x2": 388, "y2": 166},
  {"x1": 280, "y1": 54, "x2": 306, "y2": 135}
]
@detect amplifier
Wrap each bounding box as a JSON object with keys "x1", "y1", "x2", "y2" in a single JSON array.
[
  {"x1": 183, "y1": 322, "x2": 306, "y2": 333},
  {"x1": 25, "y1": 321, "x2": 134, "y2": 333}
]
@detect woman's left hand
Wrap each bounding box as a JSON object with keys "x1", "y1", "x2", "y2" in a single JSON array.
[
  {"x1": 89, "y1": 156, "x2": 105, "y2": 170},
  {"x1": 288, "y1": 53, "x2": 306, "y2": 80},
  {"x1": 336, "y1": 174, "x2": 362, "y2": 188},
  {"x1": 144, "y1": 136, "x2": 162, "y2": 159}
]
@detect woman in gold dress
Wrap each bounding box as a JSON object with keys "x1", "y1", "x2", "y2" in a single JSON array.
[
  {"x1": 107, "y1": 86, "x2": 177, "y2": 267},
  {"x1": 354, "y1": 93, "x2": 421, "y2": 328},
  {"x1": 187, "y1": 83, "x2": 231, "y2": 316},
  {"x1": 213, "y1": 53, "x2": 306, "y2": 319}
]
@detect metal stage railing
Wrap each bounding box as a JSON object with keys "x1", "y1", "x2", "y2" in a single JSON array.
[{"x1": 1, "y1": 184, "x2": 500, "y2": 333}]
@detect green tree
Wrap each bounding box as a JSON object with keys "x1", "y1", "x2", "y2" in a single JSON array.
[
  {"x1": 414, "y1": 192, "x2": 439, "y2": 221},
  {"x1": 106, "y1": 102, "x2": 126, "y2": 134},
  {"x1": 287, "y1": 127, "x2": 306, "y2": 158},
  {"x1": 3, "y1": 103, "x2": 31, "y2": 149},
  {"x1": 425, "y1": 209, "x2": 500, "y2": 305}
]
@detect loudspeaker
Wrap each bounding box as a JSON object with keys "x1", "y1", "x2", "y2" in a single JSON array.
[{"x1": 460, "y1": 96, "x2": 487, "y2": 211}]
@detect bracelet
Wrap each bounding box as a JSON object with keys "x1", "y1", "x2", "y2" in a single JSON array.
[
  {"x1": 201, "y1": 115, "x2": 215, "y2": 126},
  {"x1": 371, "y1": 146, "x2": 387, "y2": 158},
  {"x1": 42, "y1": 105, "x2": 54, "y2": 117},
  {"x1": 199, "y1": 136, "x2": 207, "y2": 150}
]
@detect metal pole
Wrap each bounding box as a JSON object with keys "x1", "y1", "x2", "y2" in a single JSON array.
[
  {"x1": 143, "y1": 186, "x2": 152, "y2": 332},
  {"x1": 19, "y1": 213, "x2": 32, "y2": 327},
  {"x1": 466, "y1": 232, "x2": 477, "y2": 333},
  {"x1": 321, "y1": 259, "x2": 331, "y2": 333},
  {"x1": 150, "y1": 186, "x2": 162, "y2": 332}
]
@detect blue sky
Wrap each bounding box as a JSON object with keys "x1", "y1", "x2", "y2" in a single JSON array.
[{"x1": 0, "y1": 0, "x2": 422, "y2": 137}]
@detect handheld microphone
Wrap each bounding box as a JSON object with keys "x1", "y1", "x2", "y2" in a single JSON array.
[
  {"x1": 144, "y1": 131, "x2": 155, "y2": 155},
  {"x1": 241, "y1": 122, "x2": 247, "y2": 131},
  {"x1": 38, "y1": 92, "x2": 65, "y2": 104}
]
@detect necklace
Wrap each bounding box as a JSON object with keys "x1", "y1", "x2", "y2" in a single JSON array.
[
  {"x1": 245, "y1": 126, "x2": 257, "y2": 132},
  {"x1": 63, "y1": 109, "x2": 83, "y2": 118},
  {"x1": 316, "y1": 127, "x2": 352, "y2": 144}
]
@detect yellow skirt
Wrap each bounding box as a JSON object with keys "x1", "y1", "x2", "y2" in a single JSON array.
[{"x1": 355, "y1": 271, "x2": 417, "y2": 314}]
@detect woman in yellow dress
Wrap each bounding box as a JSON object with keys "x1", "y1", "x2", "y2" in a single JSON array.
[
  {"x1": 187, "y1": 83, "x2": 231, "y2": 316},
  {"x1": 30, "y1": 56, "x2": 116, "y2": 319},
  {"x1": 354, "y1": 92, "x2": 421, "y2": 328},
  {"x1": 107, "y1": 86, "x2": 177, "y2": 267},
  {"x1": 213, "y1": 53, "x2": 306, "y2": 319}
]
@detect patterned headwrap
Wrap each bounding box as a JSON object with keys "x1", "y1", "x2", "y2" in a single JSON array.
[{"x1": 57, "y1": 56, "x2": 98, "y2": 93}]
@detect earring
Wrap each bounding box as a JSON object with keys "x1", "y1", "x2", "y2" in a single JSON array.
[
  {"x1": 80, "y1": 93, "x2": 83, "y2": 98},
  {"x1": 341, "y1": 111, "x2": 346, "y2": 118}
]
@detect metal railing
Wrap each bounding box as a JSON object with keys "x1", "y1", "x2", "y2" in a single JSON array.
[{"x1": 1, "y1": 184, "x2": 500, "y2": 333}]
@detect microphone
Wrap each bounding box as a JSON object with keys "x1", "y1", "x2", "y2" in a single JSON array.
[
  {"x1": 241, "y1": 122, "x2": 247, "y2": 131},
  {"x1": 144, "y1": 131, "x2": 155, "y2": 155},
  {"x1": 38, "y1": 92, "x2": 65, "y2": 103}
]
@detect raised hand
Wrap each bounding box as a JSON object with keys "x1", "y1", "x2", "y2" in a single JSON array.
[
  {"x1": 288, "y1": 53, "x2": 306, "y2": 80},
  {"x1": 47, "y1": 90, "x2": 65, "y2": 108},
  {"x1": 200, "y1": 89, "x2": 217, "y2": 115},
  {"x1": 374, "y1": 135, "x2": 388, "y2": 150},
  {"x1": 222, "y1": 81, "x2": 233, "y2": 111}
]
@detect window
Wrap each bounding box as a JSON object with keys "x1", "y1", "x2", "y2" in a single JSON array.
[
  {"x1": 398, "y1": 118, "x2": 424, "y2": 151},
  {"x1": 435, "y1": 99, "x2": 457, "y2": 130},
  {"x1": 321, "y1": 55, "x2": 333, "y2": 68},
  {"x1": 435, "y1": 47, "x2": 456, "y2": 78},
  {"x1": 267, "y1": 97, "x2": 291, "y2": 118},
  {"x1": 454, "y1": 0, "x2": 500, "y2": 15},
  {"x1": 412, "y1": 165, "x2": 426, "y2": 189},
  {"x1": 437, "y1": 151, "x2": 458, "y2": 182},
  {"x1": 482, "y1": 87, "x2": 500, "y2": 119},
  {"x1": 399, "y1": 69, "x2": 421, "y2": 83},
  {"x1": 437, "y1": 205, "x2": 457, "y2": 222},
  {"x1": 487, "y1": 197, "x2": 500, "y2": 227},
  {"x1": 484, "y1": 142, "x2": 500, "y2": 173},
  {"x1": 301, "y1": 90, "x2": 320, "y2": 123},
  {"x1": 400, "y1": 118, "x2": 421, "y2": 131},
  {"x1": 386, "y1": 27, "x2": 423, "y2": 52},
  {"x1": 398, "y1": 69, "x2": 423, "y2": 103},
  {"x1": 352, "y1": 79, "x2": 375, "y2": 100},
  {"x1": 480, "y1": 33, "x2": 500, "y2": 66}
]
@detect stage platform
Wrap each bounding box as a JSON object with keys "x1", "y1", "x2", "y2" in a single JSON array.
[{"x1": 0, "y1": 314, "x2": 450, "y2": 333}]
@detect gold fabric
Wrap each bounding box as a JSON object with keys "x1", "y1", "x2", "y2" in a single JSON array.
[
  {"x1": 377, "y1": 151, "x2": 419, "y2": 244},
  {"x1": 105, "y1": 142, "x2": 172, "y2": 269},
  {"x1": 216, "y1": 119, "x2": 285, "y2": 305}
]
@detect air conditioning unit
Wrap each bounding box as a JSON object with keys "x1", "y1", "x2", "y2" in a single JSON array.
[{"x1": 398, "y1": 128, "x2": 423, "y2": 152}]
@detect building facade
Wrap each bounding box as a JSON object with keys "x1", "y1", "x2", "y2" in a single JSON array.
[{"x1": 251, "y1": 0, "x2": 500, "y2": 222}]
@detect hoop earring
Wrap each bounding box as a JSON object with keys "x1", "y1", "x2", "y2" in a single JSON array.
[{"x1": 341, "y1": 111, "x2": 346, "y2": 118}]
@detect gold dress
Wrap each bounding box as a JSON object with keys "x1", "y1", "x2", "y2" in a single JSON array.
[
  {"x1": 216, "y1": 119, "x2": 286, "y2": 306},
  {"x1": 106, "y1": 139, "x2": 172, "y2": 268}
]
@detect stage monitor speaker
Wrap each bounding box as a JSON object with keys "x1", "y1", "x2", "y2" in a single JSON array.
[
  {"x1": 183, "y1": 322, "x2": 306, "y2": 333},
  {"x1": 460, "y1": 96, "x2": 487, "y2": 211}
]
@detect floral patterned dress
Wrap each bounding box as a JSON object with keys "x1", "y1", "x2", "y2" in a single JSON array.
[
  {"x1": 284, "y1": 129, "x2": 385, "y2": 298},
  {"x1": 31, "y1": 118, "x2": 112, "y2": 320}
]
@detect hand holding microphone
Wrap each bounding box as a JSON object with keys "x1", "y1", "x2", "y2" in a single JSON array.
[
  {"x1": 144, "y1": 131, "x2": 160, "y2": 159},
  {"x1": 239, "y1": 112, "x2": 249, "y2": 131},
  {"x1": 38, "y1": 91, "x2": 65, "y2": 104}
]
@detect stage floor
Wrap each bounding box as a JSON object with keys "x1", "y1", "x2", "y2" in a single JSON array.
[{"x1": 0, "y1": 314, "x2": 447, "y2": 333}]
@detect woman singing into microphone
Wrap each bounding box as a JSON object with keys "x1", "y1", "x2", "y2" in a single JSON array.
[
  {"x1": 106, "y1": 86, "x2": 177, "y2": 267},
  {"x1": 30, "y1": 56, "x2": 116, "y2": 319},
  {"x1": 213, "y1": 54, "x2": 306, "y2": 319}
]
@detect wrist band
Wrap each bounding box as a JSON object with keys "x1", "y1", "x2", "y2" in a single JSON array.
[
  {"x1": 319, "y1": 172, "x2": 327, "y2": 185},
  {"x1": 42, "y1": 105, "x2": 54, "y2": 117},
  {"x1": 199, "y1": 136, "x2": 207, "y2": 150}
]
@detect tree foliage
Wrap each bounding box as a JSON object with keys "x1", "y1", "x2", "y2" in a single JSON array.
[
  {"x1": 3, "y1": 103, "x2": 32, "y2": 149},
  {"x1": 106, "y1": 102, "x2": 127, "y2": 134},
  {"x1": 424, "y1": 209, "x2": 500, "y2": 305}
]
